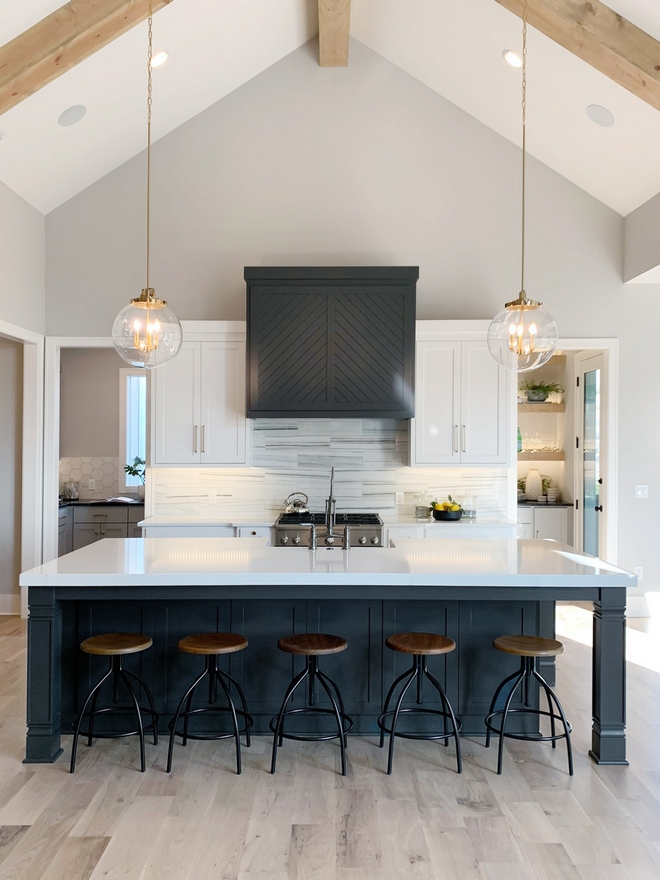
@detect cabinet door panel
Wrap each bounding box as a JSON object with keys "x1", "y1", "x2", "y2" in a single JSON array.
[
  {"x1": 153, "y1": 342, "x2": 200, "y2": 465},
  {"x1": 533, "y1": 508, "x2": 568, "y2": 543},
  {"x1": 102, "y1": 525, "x2": 128, "y2": 540},
  {"x1": 72, "y1": 524, "x2": 99, "y2": 551},
  {"x1": 200, "y1": 341, "x2": 247, "y2": 465},
  {"x1": 412, "y1": 341, "x2": 460, "y2": 465},
  {"x1": 460, "y1": 341, "x2": 508, "y2": 464}
]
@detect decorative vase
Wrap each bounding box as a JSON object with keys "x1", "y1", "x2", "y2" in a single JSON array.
[
  {"x1": 525, "y1": 389, "x2": 549, "y2": 402},
  {"x1": 137, "y1": 484, "x2": 145, "y2": 500},
  {"x1": 525, "y1": 469, "x2": 542, "y2": 501}
]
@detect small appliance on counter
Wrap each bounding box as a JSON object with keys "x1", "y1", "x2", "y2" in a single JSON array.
[{"x1": 61, "y1": 481, "x2": 81, "y2": 501}]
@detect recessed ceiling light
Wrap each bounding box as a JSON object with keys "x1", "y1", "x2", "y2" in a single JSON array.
[
  {"x1": 150, "y1": 50, "x2": 168, "y2": 68},
  {"x1": 58, "y1": 104, "x2": 87, "y2": 127},
  {"x1": 502, "y1": 49, "x2": 522, "y2": 68},
  {"x1": 586, "y1": 104, "x2": 615, "y2": 127}
]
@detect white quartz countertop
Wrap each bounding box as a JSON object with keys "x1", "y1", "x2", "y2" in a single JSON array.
[
  {"x1": 20, "y1": 537, "x2": 635, "y2": 588},
  {"x1": 138, "y1": 514, "x2": 516, "y2": 529}
]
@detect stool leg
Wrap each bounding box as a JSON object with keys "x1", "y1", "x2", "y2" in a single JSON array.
[
  {"x1": 184, "y1": 658, "x2": 210, "y2": 747},
  {"x1": 485, "y1": 667, "x2": 523, "y2": 748},
  {"x1": 122, "y1": 668, "x2": 159, "y2": 746},
  {"x1": 119, "y1": 664, "x2": 146, "y2": 773},
  {"x1": 215, "y1": 669, "x2": 242, "y2": 775},
  {"x1": 315, "y1": 662, "x2": 348, "y2": 776},
  {"x1": 70, "y1": 662, "x2": 114, "y2": 773},
  {"x1": 496, "y1": 665, "x2": 526, "y2": 775},
  {"x1": 424, "y1": 662, "x2": 462, "y2": 774},
  {"x1": 533, "y1": 669, "x2": 574, "y2": 776},
  {"x1": 387, "y1": 665, "x2": 418, "y2": 776},
  {"x1": 379, "y1": 665, "x2": 415, "y2": 748},
  {"x1": 271, "y1": 665, "x2": 309, "y2": 774},
  {"x1": 222, "y1": 669, "x2": 252, "y2": 748},
  {"x1": 167, "y1": 664, "x2": 208, "y2": 773},
  {"x1": 317, "y1": 669, "x2": 348, "y2": 748}
]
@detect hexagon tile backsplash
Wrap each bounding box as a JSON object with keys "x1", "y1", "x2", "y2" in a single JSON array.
[{"x1": 60, "y1": 457, "x2": 119, "y2": 499}]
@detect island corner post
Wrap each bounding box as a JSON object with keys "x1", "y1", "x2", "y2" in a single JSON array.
[{"x1": 23, "y1": 578, "x2": 628, "y2": 767}]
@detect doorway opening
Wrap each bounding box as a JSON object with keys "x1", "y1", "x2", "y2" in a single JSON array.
[{"x1": 0, "y1": 338, "x2": 23, "y2": 615}]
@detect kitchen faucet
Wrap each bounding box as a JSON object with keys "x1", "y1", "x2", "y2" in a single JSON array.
[{"x1": 325, "y1": 466, "x2": 337, "y2": 537}]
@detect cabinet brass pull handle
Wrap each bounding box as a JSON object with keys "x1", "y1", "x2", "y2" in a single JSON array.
[
  {"x1": 461, "y1": 425, "x2": 466, "y2": 453},
  {"x1": 193, "y1": 426, "x2": 198, "y2": 454},
  {"x1": 201, "y1": 425, "x2": 205, "y2": 454},
  {"x1": 453, "y1": 425, "x2": 458, "y2": 454}
]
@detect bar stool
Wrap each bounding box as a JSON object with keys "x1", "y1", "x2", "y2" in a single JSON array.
[
  {"x1": 167, "y1": 633, "x2": 252, "y2": 774},
  {"x1": 484, "y1": 634, "x2": 573, "y2": 776},
  {"x1": 378, "y1": 632, "x2": 462, "y2": 775},
  {"x1": 270, "y1": 633, "x2": 353, "y2": 776},
  {"x1": 70, "y1": 633, "x2": 158, "y2": 773}
]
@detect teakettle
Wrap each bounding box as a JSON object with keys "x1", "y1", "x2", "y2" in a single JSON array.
[{"x1": 283, "y1": 492, "x2": 310, "y2": 515}]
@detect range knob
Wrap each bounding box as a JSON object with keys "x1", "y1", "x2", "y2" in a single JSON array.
[
  {"x1": 358, "y1": 536, "x2": 367, "y2": 545},
  {"x1": 370, "y1": 536, "x2": 379, "y2": 545},
  {"x1": 280, "y1": 535, "x2": 289, "y2": 545},
  {"x1": 325, "y1": 536, "x2": 335, "y2": 545},
  {"x1": 292, "y1": 535, "x2": 301, "y2": 545}
]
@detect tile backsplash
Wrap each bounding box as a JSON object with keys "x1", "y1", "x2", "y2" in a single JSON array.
[
  {"x1": 60, "y1": 457, "x2": 120, "y2": 499},
  {"x1": 151, "y1": 419, "x2": 510, "y2": 521}
]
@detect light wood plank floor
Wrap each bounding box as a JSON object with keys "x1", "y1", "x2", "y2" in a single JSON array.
[{"x1": 0, "y1": 610, "x2": 659, "y2": 880}]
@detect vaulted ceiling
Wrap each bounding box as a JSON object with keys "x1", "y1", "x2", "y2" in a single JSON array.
[{"x1": 1, "y1": 0, "x2": 659, "y2": 215}]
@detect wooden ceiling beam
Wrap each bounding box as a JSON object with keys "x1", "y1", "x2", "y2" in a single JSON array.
[
  {"x1": 0, "y1": 0, "x2": 173, "y2": 117},
  {"x1": 318, "y1": 0, "x2": 351, "y2": 67},
  {"x1": 495, "y1": 0, "x2": 660, "y2": 113}
]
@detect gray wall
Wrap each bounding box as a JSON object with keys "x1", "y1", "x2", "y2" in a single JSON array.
[
  {"x1": 624, "y1": 190, "x2": 660, "y2": 283},
  {"x1": 0, "y1": 180, "x2": 45, "y2": 334},
  {"x1": 0, "y1": 338, "x2": 22, "y2": 614},
  {"x1": 60, "y1": 348, "x2": 126, "y2": 457},
  {"x1": 45, "y1": 39, "x2": 659, "y2": 599}
]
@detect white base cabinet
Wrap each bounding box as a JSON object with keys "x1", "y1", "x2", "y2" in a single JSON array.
[
  {"x1": 151, "y1": 323, "x2": 249, "y2": 467},
  {"x1": 517, "y1": 507, "x2": 570, "y2": 544}
]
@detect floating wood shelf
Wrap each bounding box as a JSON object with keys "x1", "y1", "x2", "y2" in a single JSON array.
[
  {"x1": 518, "y1": 451, "x2": 565, "y2": 461},
  {"x1": 518, "y1": 402, "x2": 566, "y2": 413}
]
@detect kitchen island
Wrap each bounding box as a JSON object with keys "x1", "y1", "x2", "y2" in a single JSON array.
[{"x1": 20, "y1": 537, "x2": 634, "y2": 767}]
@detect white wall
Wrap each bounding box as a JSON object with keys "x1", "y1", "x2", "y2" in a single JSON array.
[
  {"x1": 0, "y1": 339, "x2": 22, "y2": 614},
  {"x1": 0, "y1": 180, "x2": 45, "y2": 334},
  {"x1": 45, "y1": 38, "x2": 659, "y2": 601}
]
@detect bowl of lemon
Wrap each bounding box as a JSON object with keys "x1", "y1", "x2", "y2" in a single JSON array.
[{"x1": 431, "y1": 496, "x2": 463, "y2": 521}]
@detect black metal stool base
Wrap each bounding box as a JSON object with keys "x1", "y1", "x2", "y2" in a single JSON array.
[
  {"x1": 378, "y1": 654, "x2": 462, "y2": 775},
  {"x1": 484, "y1": 655, "x2": 573, "y2": 776},
  {"x1": 167, "y1": 655, "x2": 252, "y2": 774},
  {"x1": 70, "y1": 655, "x2": 159, "y2": 773},
  {"x1": 270, "y1": 655, "x2": 353, "y2": 776}
]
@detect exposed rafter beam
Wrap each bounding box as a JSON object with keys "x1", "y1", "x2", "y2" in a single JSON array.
[
  {"x1": 318, "y1": 0, "x2": 351, "y2": 67},
  {"x1": 495, "y1": 0, "x2": 660, "y2": 112},
  {"x1": 0, "y1": 0, "x2": 173, "y2": 117}
]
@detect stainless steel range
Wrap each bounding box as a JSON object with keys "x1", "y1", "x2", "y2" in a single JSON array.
[{"x1": 274, "y1": 512, "x2": 384, "y2": 547}]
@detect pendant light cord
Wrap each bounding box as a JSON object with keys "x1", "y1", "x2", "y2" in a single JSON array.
[
  {"x1": 146, "y1": 0, "x2": 153, "y2": 291},
  {"x1": 520, "y1": 0, "x2": 527, "y2": 294}
]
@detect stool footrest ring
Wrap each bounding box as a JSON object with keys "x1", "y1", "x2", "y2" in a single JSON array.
[
  {"x1": 377, "y1": 707, "x2": 462, "y2": 742},
  {"x1": 485, "y1": 708, "x2": 572, "y2": 743},
  {"x1": 169, "y1": 706, "x2": 253, "y2": 743},
  {"x1": 269, "y1": 707, "x2": 353, "y2": 743}
]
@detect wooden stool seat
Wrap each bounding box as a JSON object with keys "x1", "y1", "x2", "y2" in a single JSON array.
[
  {"x1": 178, "y1": 633, "x2": 248, "y2": 655},
  {"x1": 493, "y1": 635, "x2": 564, "y2": 658},
  {"x1": 278, "y1": 633, "x2": 347, "y2": 656},
  {"x1": 80, "y1": 633, "x2": 152, "y2": 656},
  {"x1": 386, "y1": 632, "x2": 456, "y2": 656}
]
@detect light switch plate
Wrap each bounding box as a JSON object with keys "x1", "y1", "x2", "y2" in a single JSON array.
[
  {"x1": 635, "y1": 485, "x2": 649, "y2": 499},
  {"x1": 209, "y1": 491, "x2": 217, "y2": 505},
  {"x1": 396, "y1": 492, "x2": 404, "y2": 505},
  {"x1": 88, "y1": 479, "x2": 95, "y2": 490}
]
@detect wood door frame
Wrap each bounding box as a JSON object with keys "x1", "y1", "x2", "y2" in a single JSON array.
[{"x1": 0, "y1": 320, "x2": 44, "y2": 616}]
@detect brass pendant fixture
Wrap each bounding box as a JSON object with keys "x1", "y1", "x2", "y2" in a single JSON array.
[
  {"x1": 487, "y1": 0, "x2": 557, "y2": 372},
  {"x1": 112, "y1": 0, "x2": 182, "y2": 369}
]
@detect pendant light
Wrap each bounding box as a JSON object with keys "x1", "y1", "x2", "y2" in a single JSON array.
[
  {"x1": 487, "y1": 0, "x2": 557, "y2": 373},
  {"x1": 112, "y1": 0, "x2": 182, "y2": 369}
]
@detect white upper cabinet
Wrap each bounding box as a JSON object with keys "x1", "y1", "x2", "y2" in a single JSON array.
[
  {"x1": 151, "y1": 323, "x2": 249, "y2": 467},
  {"x1": 411, "y1": 324, "x2": 512, "y2": 467}
]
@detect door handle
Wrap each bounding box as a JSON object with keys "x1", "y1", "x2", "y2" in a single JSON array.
[
  {"x1": 461, "y1": 425, "x2": 466, "y2": 453},
  {"x1": 453, "y1": 425, "x2": 458, "y2": 453},
  {"x1": 201, "y1": 425, "x2": 205, "y2": 454},
  {"x1": 193, "y1": 426, "x2": 198, "y2": 454},
  {"x1": 594, "y1": 505, "x2": 603, "y2": 512}
]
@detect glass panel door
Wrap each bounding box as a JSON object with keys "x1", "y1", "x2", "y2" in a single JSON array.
[{"x1": 582, "y1": 367, "x2": 601, "y2": 557}]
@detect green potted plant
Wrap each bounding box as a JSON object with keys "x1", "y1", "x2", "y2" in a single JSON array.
[
  {"x1": 124, "y1": 456, "x2": 145, "y2": 499},
  {"x1": 519, "y1": 380, "x2": 564, "y2": 403}
]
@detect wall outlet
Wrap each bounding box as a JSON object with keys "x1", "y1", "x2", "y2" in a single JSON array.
[
  {"x1": 634, "y1": 566, "x2": 644, "y2": 580},
  {"x1": 209, "y1": 491, "x2": 217, "y2": 505},
  {"x1": 395, "y1": 492, "x2": 405, "y2": 505},
  {"x1": 88, "y1": 479, "x2": 95, "y2": 491},
  {"x1": 635, "y1": 485, "x2": 649, "y2": 498}
]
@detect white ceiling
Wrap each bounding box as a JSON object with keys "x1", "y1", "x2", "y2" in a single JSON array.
[{"x1": 0, "y1": 0, "x2": 659, "y2": 216}]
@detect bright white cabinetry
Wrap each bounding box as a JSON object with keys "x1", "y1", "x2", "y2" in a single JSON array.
[
  {"x1": 385, "y1": 526, "x2": 425, "y2": 546},
  {"x1": 151, "y1": 323, "x2": 249, "y2": 467},
  {"x1": 411, "y1": 330, "x2": 510, "y2": 467},
  {"x1": 517, "y1": 507, "x2": 569, "y2": 543},
  {"x1": 142, "y1": 526, "x2": 235, "y2": 538}
]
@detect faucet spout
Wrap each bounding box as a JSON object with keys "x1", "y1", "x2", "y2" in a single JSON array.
[{"x1": 325, "y1": 467, "x2": 337, "y2": 535}]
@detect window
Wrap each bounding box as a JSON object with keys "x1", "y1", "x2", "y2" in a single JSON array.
[{"x1": 119, "y1": 370, "x2": 147, "y2": 490}]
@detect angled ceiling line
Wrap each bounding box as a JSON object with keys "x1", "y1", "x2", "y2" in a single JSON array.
[
  {"x1": 0, "y1": 0, "x2": 173, "y2": 118},
  {"x1": 495, "y1": 0, "x2": 660, "y2": 113}
]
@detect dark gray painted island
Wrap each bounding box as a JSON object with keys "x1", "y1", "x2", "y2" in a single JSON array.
[{"x1": 20, "y1": 537, "x2": 633, "y2": 767}]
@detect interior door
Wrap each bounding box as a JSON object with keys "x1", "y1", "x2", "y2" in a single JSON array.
[{"x1": 575, "y1": 352, "x2": 606, "y2": 557}]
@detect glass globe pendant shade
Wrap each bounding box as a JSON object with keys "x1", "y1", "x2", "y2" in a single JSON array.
[
  {"x1": 112, "y1": 288, "x2": 183, "y2": 369},
  {"x1": 487, "y1": 295, "x2": 557, "y2": 373}
]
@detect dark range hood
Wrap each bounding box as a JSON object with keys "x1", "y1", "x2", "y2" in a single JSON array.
[{"x1": 245, "y1": 266, "x2": 417, "y2": 419}]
